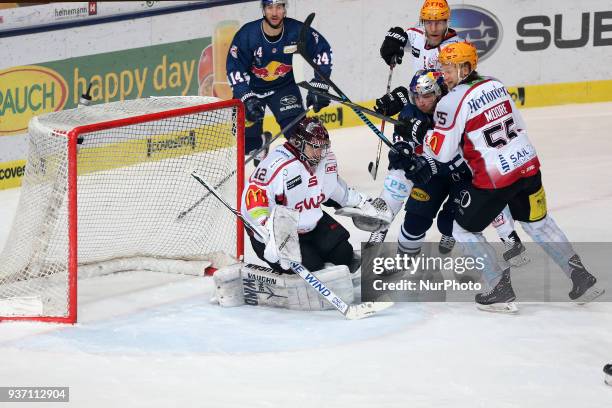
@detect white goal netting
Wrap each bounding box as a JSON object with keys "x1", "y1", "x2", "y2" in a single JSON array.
[{"x1": 0, "y1": 96, "x2": 244, "y2": 322}]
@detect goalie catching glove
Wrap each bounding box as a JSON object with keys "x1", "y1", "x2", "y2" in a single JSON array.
[{"x1": 334, "y1": 187, "x2": 394, "y2": 232}]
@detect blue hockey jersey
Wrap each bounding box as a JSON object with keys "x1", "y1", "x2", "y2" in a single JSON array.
[{"x1": 226, "y1": 17, "x2": 333, "y2": 100}]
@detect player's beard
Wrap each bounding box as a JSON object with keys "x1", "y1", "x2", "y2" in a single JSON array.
[{"x1": 264, "y1": 15, "x2": 284, "y2": 30}]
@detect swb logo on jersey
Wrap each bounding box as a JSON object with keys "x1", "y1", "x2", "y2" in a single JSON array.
[
  {"x1": 295, "y1": 193, "x2": 325, "y2": 212},
  {"x1": 450, "y1": 5, "x2": 502, "y2": 61}
]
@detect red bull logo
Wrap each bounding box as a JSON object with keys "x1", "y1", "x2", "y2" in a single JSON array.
[{"x1": 251, "y1": 61, "x2": 293, "y2": 82}]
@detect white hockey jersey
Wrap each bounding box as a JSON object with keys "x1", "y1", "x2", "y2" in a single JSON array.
[
  {"x1": 423, "y1": 77, "x2": 540, "y2": 189},
  {"x1": 242, "y1": 143, "x2": 349, "y2": 240},
  {"x1": 406, "y1": 27, "x2": 462, "y2": 74}
]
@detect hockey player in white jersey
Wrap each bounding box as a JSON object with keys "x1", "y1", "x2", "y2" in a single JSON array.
[
  {"x1": 401, "y1": 42, "x2": 604, "y2": 311},
  {"x1": 212, "y1": 117, "x2": 391, "y2": 311},
  {"x1": 370, "y1": 69, "x2": 528, "y2": 271},
  {"x1": 379, "y1": 0, "x2": 461, "y2": 73},
  {"x1": 242, "y1": 116, "x2": 390, "y2": 273}
]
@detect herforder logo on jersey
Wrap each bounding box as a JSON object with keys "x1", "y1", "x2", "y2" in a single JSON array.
[{"x1": 450, "y1": 5, "x2": 502, "y2": 61}]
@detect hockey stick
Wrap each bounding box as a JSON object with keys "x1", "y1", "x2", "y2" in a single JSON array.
[
  {"x1": 368, "y1": 64, "x2": 395, "y2": 180},
  {"x1": 190, "y1": 170, "x2": 393, "y2": 320},
  {"x1": 297, "y1": 13, "x2": 397, "y2": 152},
  {"x1": 297, "y1": 82, "x2": 404, "y2": 126},
  {"x1": 176, "y1": 106, "x2": 312, "y2": 221}
]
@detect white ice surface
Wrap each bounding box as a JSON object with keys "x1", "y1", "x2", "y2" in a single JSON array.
[{"x1": 1, "y1": 102, "x2": 611, "y2": 407}]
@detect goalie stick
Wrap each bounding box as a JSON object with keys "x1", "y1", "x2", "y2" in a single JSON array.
[
  {"x1": 368, "y1": 63, "x2": 395, "y2": 180},
  {"x1": 297, "y1": 13, "x2": 397, "y2": 153},
  {"x1": 176, "y1": 106, "x2": 312, "y2": 221},
  {"x1": 190, "y1": 170, "x2": 393, "y2": 320}
]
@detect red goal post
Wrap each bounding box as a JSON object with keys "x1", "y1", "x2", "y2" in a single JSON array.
[{"x1": 0, "y1": 96, "x2": 245, "y2": 323}]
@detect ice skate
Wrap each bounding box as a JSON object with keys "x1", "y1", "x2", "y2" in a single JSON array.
[
  {"x1": 438, "y1": 234, "x2": 455, "y2": 254},
  {"x1": 568, "y1": 255, "x2": 605, "y2": 304},
  {"x1": 475, "y1": 268, "x2": 518, "y2": 313},
  {"x1": 501, "y1": 231, "x2": 530, "y2": 267}
]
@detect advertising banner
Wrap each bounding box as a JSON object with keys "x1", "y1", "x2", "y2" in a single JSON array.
[{"x1": 1, "y1": 0, "x2": 611, "y2": 188}]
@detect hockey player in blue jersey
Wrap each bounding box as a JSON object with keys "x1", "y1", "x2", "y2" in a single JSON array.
[
  {"x1": 226, "y1": 0, "x2": 333, "y2": 161},
  {"x1": 370, "y1": 70, "x2": 529, "y2": 270}
]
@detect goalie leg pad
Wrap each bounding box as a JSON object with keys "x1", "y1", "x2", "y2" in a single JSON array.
[
  {"x1": 213, "y1": 263, "x2": 354, "y2": 311},
  {"x1": 212, "y1": 263, "x2": 245, "y2": 307},
  {"x1": 288, "y1": 265, "x2": 354, "y2": 311}
]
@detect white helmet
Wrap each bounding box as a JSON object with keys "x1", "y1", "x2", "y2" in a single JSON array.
[
  {"x1": 261, "y1": 0, "x2": 288, "y2": 8},
  {"x1": 408, "y1": 69, "x2": 445, "y2": 104}
]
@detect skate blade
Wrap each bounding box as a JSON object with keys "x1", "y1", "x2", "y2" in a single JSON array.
[
  {"x1": 575, "y1": 286, "x2": 605, "y2": 305},
  {"x1": 476, "y1": 301, "x2": 519, "y2": 314}
]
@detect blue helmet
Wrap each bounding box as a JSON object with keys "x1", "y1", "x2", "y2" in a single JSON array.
[
  {"x1": 408, "y1": 69, "x2": 445, "y2": 104},
  {"x1": 262, "y1": 0, "x2": 288, "y2": 7}
]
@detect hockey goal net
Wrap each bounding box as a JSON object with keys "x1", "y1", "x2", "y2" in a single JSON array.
[{"x1": 0, "y1": 96, "x2": 244, "y2": 323}]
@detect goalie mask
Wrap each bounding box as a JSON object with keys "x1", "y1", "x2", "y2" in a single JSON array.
[{"x1": 290, "y1": 117, "x2": 330, "y2": 168}]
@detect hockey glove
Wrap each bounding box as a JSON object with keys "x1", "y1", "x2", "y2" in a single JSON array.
[
  {"x1": 374, "y1": 86, "x2": 410, "y2": 116},
  {"x1": 380, "y1": 27, "x2": 408, "y2": 66},
  {"x1": 306, "y1": 79, "x2": 331, "y2": 113},
  {"x1": 335, "y1": 191, "x2": 393, "y2": 233},
  {"x1": 394, "y1": 117, "x2": 430, "y2": 145},
  {"x1": 241, "y1": 93, "x2": 265, "y2": 123},
  {"x1": 388, "y1": 140, "x2": 415, "y2": 171},
  {"x1": 405, "y1": 155, "x2": 438, "y2": 185}
]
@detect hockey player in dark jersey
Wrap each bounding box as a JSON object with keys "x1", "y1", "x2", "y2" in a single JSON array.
[
  {"x1": 370, "y1": 69, "x2": 529, "y2": 269},
  {"x1": 226, "y1": 0, "x2": 333, "y2": 161}
]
